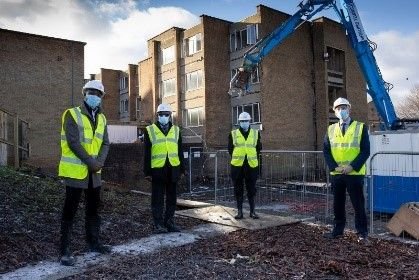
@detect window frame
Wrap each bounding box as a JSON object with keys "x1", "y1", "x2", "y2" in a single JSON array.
[
  {"x1": 232, "y1": 103, "x2": 261, "y2": 125},
  {"x1": 182, "y1": 107, "x2": 204, "y2": 127},
  {"x1": 160, "y1": 78, "x2": 176, "y2": 98},
  {"x1": 162, "y1": 45, "x2": 175, "y2": 65},
  {"x1": 185, "y1": 70, "x2": 203, "y2": 92}
]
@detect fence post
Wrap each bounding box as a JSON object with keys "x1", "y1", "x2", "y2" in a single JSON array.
[
  {"x1": 189, "y1": 147, "x2": 192, "y2": 193},
  {"x1": 214, "y1": 153, "x2": 218, "y2": 205},
  {"x1": 14, "y1": 115, "x2": 19, "y2": 169}
]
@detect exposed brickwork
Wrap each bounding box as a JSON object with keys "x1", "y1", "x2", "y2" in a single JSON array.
[
  {"x1": 0, "y1": 28, "x2": 85, "y2": 172},
  {"x1": 202, "y1": 16, "x2": 231, "y2": 148},
  {"x1": 100, "y1": 68, "x2": 120, "y2": 121}
]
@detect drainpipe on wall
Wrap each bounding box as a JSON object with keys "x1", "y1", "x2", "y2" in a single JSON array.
[{"x1": 310, "y1": 23, "x2": 318, "y2": 151}]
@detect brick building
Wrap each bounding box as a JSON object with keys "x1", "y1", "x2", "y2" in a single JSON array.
[
  {"x1": 0, "y1": 28, "x2": 85, "y2": 171},
  {"x1": 138, "y1": 4, "x2": 367, "y2": 151},
  {"x1": 138, "y1": 16, "x2": 231, "y2": 149},
  {"x1": 230, "y1": 5, "x2": 367, "y2": 151},
  {"x1": 90, "y1": 64, "x2": 139, "y2": 123}
]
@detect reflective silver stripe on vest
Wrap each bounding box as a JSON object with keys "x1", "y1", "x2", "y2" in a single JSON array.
[
  {"x1": 232, "y1": 156, "x2": 244, "y2": 160},
  {"x1": 61, "y1": 135, "x2": 66, "y2": 141},
  {"x1": 247, "y1": 156, "x2": 258, "y2": 161},
  {"x1": 252, "y1": 129, "x2": 257, "y2": 146},
  {"x1": 72, "y1": 107, "x2": 85, "y2": 143},
  {"x1": 149, "y1": 125, "x2": 157, "y2": 143},
  {"x1": 149, "y1": 125, "x2": 178, "y2": 144},
  {"x1": 330, "y1": 122, "x2": 362, "y2": 148},
  {"x1": 95, "y1": 132, "x2": 104, "y2": 141},
  {"x1": 174, "y1": 126, "x2": 179, "y2": 140},
  {"x1": 152, "y1": 154, "x2": 167, "y2": 159},
  {"x1": 60, "y1": 156, "x2": 84, "y2": 165},
  {"x1": 232, "y1": 130, "x2": 238, "y2": 146}
]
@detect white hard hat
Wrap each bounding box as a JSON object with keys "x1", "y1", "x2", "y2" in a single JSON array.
[
  {"x1": 156, "y1": 103, "x2": 172, "y2": 113},
  {"x1": 238, "y1": 112, "x2": 251, "y2": 121},
  {"x1": 83, "y1": 80, "x2": 105, "y2": 96},
  {"x1": 333, "y1": 97, "x2": 351, "y2": 110}
]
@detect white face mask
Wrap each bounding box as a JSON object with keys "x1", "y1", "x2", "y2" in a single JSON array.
[{"x1": 335, "y1": 108, "x2": 349, "y2": 121}]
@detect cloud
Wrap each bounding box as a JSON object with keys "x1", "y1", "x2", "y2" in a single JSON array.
[
  {"x1": 0, "y1": 0, "x2": 199, "y2": 76},
  {"x1": 370, "y1": 30, "x2": 419, "y2": 104}
]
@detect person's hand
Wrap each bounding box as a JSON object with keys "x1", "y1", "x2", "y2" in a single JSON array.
[
  {"x1": 89, "y1": 160, "x2": 102, "y2": 172},
  {"x1": 144, "y1": 176, "x2": 152, "y2": 182},
  {"x1": 342, "y1": 165, "x2": 353, "y2": 174},
  {"x1": 334, "y1": 166, "x2": 344, "y2": 173}
]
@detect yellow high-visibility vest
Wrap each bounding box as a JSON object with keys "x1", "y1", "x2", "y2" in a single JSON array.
[
  {"x1": 146, "y1": 124, "x2": 180, "y2": 168},
  {"x1": 328, "y1": 121, "x2": 366, "y2": 175},
  {"x1": 58, "y1": 107, "x2": 106, "y2": 179},
  {"x1": 231, "y1": 128, "x2": 259, "y2": 168}
]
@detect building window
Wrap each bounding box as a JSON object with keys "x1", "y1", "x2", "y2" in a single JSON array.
[
  {"x1": 119, "y1": 76, "x2": 128, "y2": 90},
  {"x1": 160, "y1": 78, "x2": 176, "y2": 98},
  {"x1": 182, "y1": 107, "x2": 204, "y2": 127},
  {"x1": 231, "y1": 66, "x2": 260, "y2": 86},
  {"x1": 162, "y1": 45, "x2": 175, "y2": 65},
  {"x1": 232, "y1": 103, "x2": 260, "y2": 125},
  {"x1": 183, "y1": 33, "x2": 202, "y2": 57},
  {"x1": 120, "y1": 99, "x2": 129, "y2": 113},
  {"x1": 326, "y1": 47, "x2": 346, "y2": 113},
  {"x1": 185, "y1": 70, "x2": 203, "y2": 92},
  {"x1": 230, "y1": 24, "x2": 258, "y2": 52}
]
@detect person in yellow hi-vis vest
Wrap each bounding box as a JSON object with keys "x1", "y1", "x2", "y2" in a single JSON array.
[
  {"x1": 58, "y1": 80, "x2": 111, "y2": 266},
  {"x1": 323, "y1": 97, "x2": 370, "y2": 242},
  {"x1": 144, "y1": 103, "x2": 185, "y2": 234},
  {"x1": 228, "y1": 112, "x2": 262, "y2": 219}
]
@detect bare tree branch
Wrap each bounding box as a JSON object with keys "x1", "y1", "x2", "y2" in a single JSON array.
[{"x1": 396, "y1": 84, "x2": 419, "y2": 119}]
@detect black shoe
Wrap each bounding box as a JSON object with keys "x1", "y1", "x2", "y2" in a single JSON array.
[
  {"x1": 235, "y1": 208, "x2": 243, "y2": 219},
  {"x1": 250, "y1": 212, "x2": 259, "y2": 219},
  {"x1": 88, "y1": 243, "x2": 112, "y2": 254},
  {"x1": 323, "y1": 231, "x2": 343, "y2": 239},
  {"x1": 357, "y1": 233, "x2": 369, "y2": 244},
  {"x1": 60, "y1": 254, "x2": 76, "y2": 266},
  {"x1": 153, "y1": 224, "x2": 167, "y2": 234},
  {"x1": 166, "y1": 224, "x2": 181, "y2": 233}
]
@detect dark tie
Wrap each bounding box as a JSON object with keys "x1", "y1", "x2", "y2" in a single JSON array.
[{"x1": 341, "y1": 123, "x2": 346, "y2": 135}]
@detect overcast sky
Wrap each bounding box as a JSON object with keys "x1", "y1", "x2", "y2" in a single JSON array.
[{"x1": 0, "y1": 0, "x2": 418, "y2": 104}]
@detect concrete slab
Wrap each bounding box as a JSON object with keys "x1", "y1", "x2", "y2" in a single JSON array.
[
  {"x1": 176, "y1": 198, "x2": 214, "y2": 208},
  {"x1": 176, "y1": 205, "x2": 300, "y2": 230}
]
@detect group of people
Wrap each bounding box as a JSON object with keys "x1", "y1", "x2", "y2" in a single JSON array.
[{"x1": 57, "y1": 80, "x2": 370, "y2": 266}]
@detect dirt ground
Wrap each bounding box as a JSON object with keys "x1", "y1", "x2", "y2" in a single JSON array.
[
  {"x1": 0, "y1": 167, "x2": 201, "y2": 273},
  {"x1": 1, "y1": 166, "x2": 418, "y2": 279}
]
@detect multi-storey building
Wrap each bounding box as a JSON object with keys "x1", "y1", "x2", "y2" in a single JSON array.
[
  {"x1": 0, "y1": 28, "x2": 85, "y2": 172},
  {"x1": 230, "y1": 5, "x2": 366, "y2": 150},
  {"x1": 138, "y1": 4, "x2": 367, "y2": 151},
  {"x1": 138, "y1": 16, "x2": 231, "y2": 149},
  {"x1": 90, "y1": 64, "x2": 138, "y2": 123}
]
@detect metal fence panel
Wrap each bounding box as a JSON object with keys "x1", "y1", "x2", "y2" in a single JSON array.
[{"x1": 369, "y1": 152, "x2": 419, "y2": 237}]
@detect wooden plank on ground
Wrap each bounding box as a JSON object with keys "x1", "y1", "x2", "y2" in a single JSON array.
[
  {"x1": 176, "y1": 205, "x2": 299, "y2": 230},
  {"x1": 176, "y1": 198, "x2": 214, "y2": 208}
]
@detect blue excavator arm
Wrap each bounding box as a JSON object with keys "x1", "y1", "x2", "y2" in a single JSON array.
[{"x1": 229, "y1": 0, "x2": 401, "y2": 130}]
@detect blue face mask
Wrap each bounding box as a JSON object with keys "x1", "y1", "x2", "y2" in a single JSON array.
[
  {"x1": 335, "y1": 109, "x2": 349, "y2": 121},
  {"x1": 85, "y1": 94, "x2": 101, "y2": 109},
  {"x1": 158, "y1": 115, "x2": 170, "y2": 125},
  {"x1": 240, "y1": 121, "x2": 250, "y2": 131}
]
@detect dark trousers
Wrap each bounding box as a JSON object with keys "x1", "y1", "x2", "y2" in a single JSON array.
[
  {"x1": 231, "y1": 164, "x2": 258, "y2": 201},
  {"x1": 62, "y1": 176, "x2": 101, "y2": 222},
  {"x1": 151, "y1": 169, "x2": 177, "y2": 227},
  {"x1": 331, "y1": 175, "x2": 368, "y2": 234}
]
